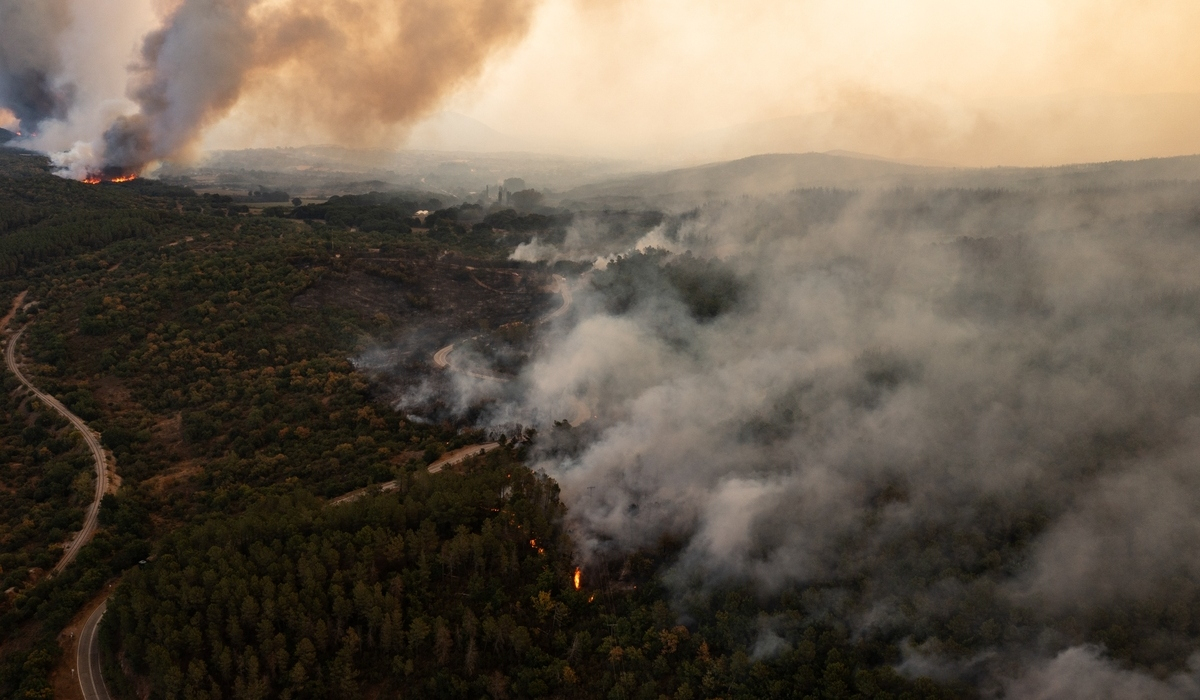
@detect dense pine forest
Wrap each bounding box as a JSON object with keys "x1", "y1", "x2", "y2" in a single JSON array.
[
  {"x1": 0, "y1": 150, "x2": 959, "y2": 699},
  {"x1": 100, "y1": 459, "x2": 957, "y2": 700}
]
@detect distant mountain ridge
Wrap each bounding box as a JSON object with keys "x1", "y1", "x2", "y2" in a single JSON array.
[
  {"x1": 559, "y1": 151, "x2": 1200, "y2": 208},
  {"x1": 650, "y1": 92, "x2": 1200, "y2": 168},
  {"x1": 558, "y1": 152, "x2": 945, "y2": 205}
]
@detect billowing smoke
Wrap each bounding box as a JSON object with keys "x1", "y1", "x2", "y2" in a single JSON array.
[
  {"x1": 473, "y1": 177, "x2": 1200, "y2": 694},
  {"x1": 72, "y1": 0, "x2": 540, "y2": 178},
  {"x1": 0, "y1": 0, "x2": 74, "y2": 134},
  {"x1": 1003, "y1": 646, "x2": 1200, "y2": 700}
]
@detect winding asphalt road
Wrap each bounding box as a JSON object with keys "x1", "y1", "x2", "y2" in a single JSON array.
[
  {"x1": 2, "y1": 317, "x2": 112, "y2": 698},
  {"x1": 6, "y1": 326, "x2": 109, "y2": 576},
  {"x1": 78, "y1": 600, "x2": 111, "y2": 700}
]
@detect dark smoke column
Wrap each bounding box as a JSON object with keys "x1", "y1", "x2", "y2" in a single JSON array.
[
  {"x1": 0, "y1": 0, "x2": 75, "y2": 134},
  {"x1": 99, "y1": 0, "x2": 260, "y2": 177},
  {"x1": 95, "y1": 0, "x2": 540, "y2": 177}
]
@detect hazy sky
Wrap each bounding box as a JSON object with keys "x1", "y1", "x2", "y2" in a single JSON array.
[
  {"x1": 10, "y1": 0, "x2": 1200, "y2": 167},
  {"x1": 450, "y1": 0, "x2": 1200, "y2": 164}
]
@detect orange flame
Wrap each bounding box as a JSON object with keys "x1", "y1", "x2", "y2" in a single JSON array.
[
  {"x1": 574, "y1": 567, "x2": 582, "y2": 590},
  {"x1": 82, "y1": 174, "x2": 137, "y2": 185}
]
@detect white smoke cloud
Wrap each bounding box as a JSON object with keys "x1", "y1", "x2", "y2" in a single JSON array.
[
  {"x1": 8, "y1": 0, "x2": 155, "y2": 153},
  {"x1": 459, "y1": 176, "x2": 1200, "y2": 692},
  {"x1": 0, "y1": 0, "x2": 75, "y2": 134},
  {"x1": 5, "y1": 0, "x2": 542, "y2": 178},
  {"x1": 1012, "y1": 441, "x2": 1200, "y2": 613},
  {"x1": 1004, "y1": 646, "x2": 1200, "y2": 700}
]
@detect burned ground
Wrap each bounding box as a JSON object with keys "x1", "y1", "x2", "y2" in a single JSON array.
[
  {"x1": 292, "y1": 251, "x2": 555, "y2": 347},
  {"x1": 291, "y1": 250, "x2": 558, "y2": 414}
]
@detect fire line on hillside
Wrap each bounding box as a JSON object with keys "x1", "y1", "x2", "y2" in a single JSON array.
[{"x1": 82, "y1": 174, "x2": 136, "y2": 185}]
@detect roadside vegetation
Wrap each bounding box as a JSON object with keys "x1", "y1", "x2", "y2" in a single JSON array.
[{"x1": 0, "y1": 385, "x2": 93, "y2": 591}]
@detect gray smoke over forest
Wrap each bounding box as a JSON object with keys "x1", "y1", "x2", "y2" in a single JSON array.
[
  {"x1": 44, "y1": 0, "x2": 539, "y2": 178},
  {"x1": 477, "y1": 178, "x2": 1200, "y2": 697},
  {"x1": 0, "y1": 0, "x2": 74, "y2": 134}
]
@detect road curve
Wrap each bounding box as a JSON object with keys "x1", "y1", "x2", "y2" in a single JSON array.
[
  {"x1": 539, "y1": 274, "x2": 572, "y2": 324},
  {"x1": 432, "y1": 343, "x2": 507, "y2": 381},
  {"x1": 432, "y1": 343, "x2": 454, "y2": 369},
  {"x1": 6, "y1": 326, "x2": 109, "y2": 576},
  {"x1": 78, "y1": 599, "x2": 111, "y2": 700}
]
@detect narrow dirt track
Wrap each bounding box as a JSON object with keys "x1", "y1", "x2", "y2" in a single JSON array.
[
  {"x1": 6, "y1": 326, "x2": 109, "y2": 576},
  {"x1": 330, "y1": 442, "x2": 502, "y2": 506},
  {"x1": 426, "y1": 442, "x2": 501, "y2": 474},
  {"x1": 432, "y1": 343, "x2": 454, "y2": 369},
  {"x1": 0, "y1": 290, "x2": 26, "y2": 329},
  {"x1": 2, "y1": 292, "x2": 113, "y2": 700}
]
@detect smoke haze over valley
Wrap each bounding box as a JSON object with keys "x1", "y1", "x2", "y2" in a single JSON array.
[
  {"x1": 6, "y1": 2, "x2": 1200, "y2": 699},
  {"x1": 448, "y1": 165, "x2": 1200, "y2": 696}
]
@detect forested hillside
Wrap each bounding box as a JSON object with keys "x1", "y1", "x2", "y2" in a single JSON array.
[
  {"x1": 0, "y1": 385, "x2": 93, "y2": 591},
  {"x1": 0, "y1": 151, "x2": 501, "y2": 697},
  {"x1": 102, "y1": 451, "x2": 957, "y2": 700},
  {"x1": 0, "y1": 150, "x2": 958, "y2": 700}
]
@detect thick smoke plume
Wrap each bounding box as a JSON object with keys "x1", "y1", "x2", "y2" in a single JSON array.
[
  {"x1": 95, "y1": 0, "x2": 538, "y2": 177},
  {"x1": 0, "y1": 0, "x2": 74, "y2": 134},
  {"x1": 470, "y1": 176, "x2": 1200, "y2": 695}
]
